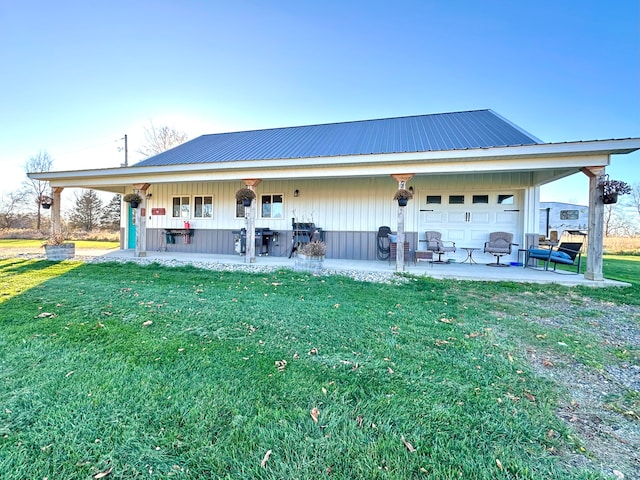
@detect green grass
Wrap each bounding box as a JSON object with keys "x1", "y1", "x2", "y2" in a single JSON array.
[
  {"x1": 0, "y1": 239, "x2": 119, "y2": 249},
  {"x1": 0, "y1": 256, "x2": 638, "y2": 479}
]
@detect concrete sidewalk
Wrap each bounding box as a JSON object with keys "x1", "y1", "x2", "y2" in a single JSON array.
[{"x1": 90, "y1": 249, "x2": 629, "y2": 288}]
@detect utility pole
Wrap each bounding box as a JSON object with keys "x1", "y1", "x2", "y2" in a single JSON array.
[
  {"x1": 123, "y1": 134, "x2": 128, "y2": 167},
  {"x1": 120, "y1": 134, "x2": 129, "y2": 167}
]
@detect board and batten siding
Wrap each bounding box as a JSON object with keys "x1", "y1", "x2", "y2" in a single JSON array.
[{"x1": 131, "y1": 171, "x2": 537, "y2": 261}]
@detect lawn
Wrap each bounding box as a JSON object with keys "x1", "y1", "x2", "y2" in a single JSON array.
[{"x1": 0, "y1": 256, "x2": 638, "y2": 479}]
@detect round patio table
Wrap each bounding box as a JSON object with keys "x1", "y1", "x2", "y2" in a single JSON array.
[{"x1": 461, "y1": 247, "x2": 480, "y2": 264}]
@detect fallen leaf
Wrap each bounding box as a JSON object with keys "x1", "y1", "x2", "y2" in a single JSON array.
[
  {"x1": 536, "y1": 334, "x2": 547, "y2": 339},
  {"x1": 36, "y1": 312, "x2": 56, "y2": 318},
  {"x1": 496, "y1": 458, "x2": 503, "y2": 471},
  {"x1": 401, "y1": 435, "x2": 416, "y2": 452},
  {"x1": 94, "y1": 467, "x2": 113, "y2": 478},
  {"x1": 142, "y1": 320, "x2": 153, "y2": 327},
  {"x1": 439, "y1": 318, "x2": 452, "y2": 324},
  {"x1": 387, "y1": 367, "x2": 394, "y2": 374},
  {"x1": 507, "y1": 353, "x2": 514, "y2": 363},
  {"x1": 356, "y1": 416, "x2": 363, "y2": 428},
  {"x1": 308, "y1": 348, "x2": 318, "y2": 355},
  {"x1": 293, "y1": 352, "x2": 300, "y2": 359},
  {"x1": 613, "y1": 470, "x2": 625, "y2": 479},
  {"x1": 65, "y1": 371, "x2": 74, "y2": 378},
  {"x1": 542, "y1": 358, "x2": 554, "y2": 367},
  {"x1": 420, "y1": 467, "x2": 428, "y2": 473},
  {"x1": 260, "y1": 449, "x2": 272, "y2": 468},
  {"x1": 275, "y1": 360, "x2": 287, "y2": 372},
  {"x1": 310, "y1": 407, "x2": 320, "y2": 423},
  {"x1": 322, "y1": 387, "x2": 327, "y2": 395},
  {"x1": 524, "y1": 392, "x2": 536, "y2": 402}
]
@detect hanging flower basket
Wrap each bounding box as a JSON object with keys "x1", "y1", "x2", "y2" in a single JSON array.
[
  {"x1": 393, "y1": 188, "x2": 413, "y2": 206},
  {"x1": 40, "y1": 195, "x2": 53, "y2": 209},
  {"x1": 599, "y1": 177, "x2": 631, "y2": 205},
  {"x1": 123, "y1": 193, "x2": 143, "y2": 208},
  {"x1": 235, "y1": 187, "x2": 256, "y2": 206}
]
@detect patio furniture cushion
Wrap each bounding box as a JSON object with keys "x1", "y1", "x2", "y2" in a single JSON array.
[{"x1": 526, "y1": 242, "x2": 583, "y2": 273}]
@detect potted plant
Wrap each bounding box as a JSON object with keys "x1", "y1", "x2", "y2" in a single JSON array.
[
  {"x1": 40, "y1": 195, "x2": 53, "y2": 209},
  {"x1": 235, "y1": 187, "x2": 256, "y2": 207},
  {"x1": 599, "y1": 177, "x2": 631, "y2": 204},
  {"x1": 295, "y1": 241, "x2": 326, "y2": 274},
  {"x1": 123, "y1": 193, "x2": 143, "y2": 208},
  {"x1": 393, "y1": 188, "x2": 414, "y2": 206},
  {"x1": 42, "y1": 233, "x2": 75, "y2": 261}
]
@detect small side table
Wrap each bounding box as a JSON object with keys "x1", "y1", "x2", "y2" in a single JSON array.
[
  {"x1": 414, "y1": 250, "x2": 434, "y2": 266},
  {"x1": 461, "y1": 247, "x2": 480, "y2": 264}
]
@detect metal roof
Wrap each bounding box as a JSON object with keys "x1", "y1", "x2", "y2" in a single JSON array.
[{"x1": 134, "y1": 109, "x2": 543, "y2": 167}]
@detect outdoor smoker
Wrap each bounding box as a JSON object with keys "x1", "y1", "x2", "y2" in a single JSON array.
[{"x1": 289, "y1": 219, "x2": 323, "y2": 257}]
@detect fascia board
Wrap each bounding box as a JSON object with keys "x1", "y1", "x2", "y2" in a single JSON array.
[{"x1": 29, "y1": 139, "x2": 637, "y2": 186}]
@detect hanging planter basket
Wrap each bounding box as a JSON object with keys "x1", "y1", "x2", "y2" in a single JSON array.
[
  {"x1": 599, "y1": 176, "x2": 631, "y2": 205},
  {"x1": 123, "y1": 193, "x2": 143, "y2": 208},
  {"x1": 242, "y1": 198, "x2": 252, "y2": 207},
  {"x1": 393, "y1": 188, "x2": 413, "y2": 207}
]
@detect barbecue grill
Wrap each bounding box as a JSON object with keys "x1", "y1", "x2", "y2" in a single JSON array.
[
  {"x1": 289, "y1": 220, "x2": 323, "y2": 257},
  {"x1": 232, "y1": 228, "x2": 275, "y2": 256}
]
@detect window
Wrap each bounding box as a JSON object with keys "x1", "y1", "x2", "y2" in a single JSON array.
[
  {"x1": 172, "y1": 196, "x2": 190, "y2": 218},
  {"x1": 472, "y1": 195, "x2": 489, "y2": 204},
  {"x1": 560, "y1": 210, "x2": 579, "y2": 220},
  {"x1": 497, "y1": 194, "x2": 514, "y2": 205},
  {"x1": 426, "y1": 195, "x2": 442, "y2": 204},
  {"x1": 449, "y1": 195, "x2": 465, "y2": 204},
  {"x1": 235, "y1": 199, "x2": 246, "y2": 218},
  {"x1": 261, "y1": 194, "x2": 283, "y2": 218},
  {"x1": 194, "y1": 196, "x2": 213, "y2": 218}
]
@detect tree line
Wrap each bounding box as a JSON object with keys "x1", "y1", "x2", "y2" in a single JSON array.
[{"x1": 1, "y1": 124, "x2": 188, "y2": 233}]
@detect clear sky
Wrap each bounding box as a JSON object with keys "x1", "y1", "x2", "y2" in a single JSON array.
[{"x1": 1, "y1": 0, "x2": 638, "y2": 207}]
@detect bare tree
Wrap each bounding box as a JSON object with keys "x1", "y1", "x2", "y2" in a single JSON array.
[
  {"x1": 627, "y1": 182, "x2": 640, "y2": 216},
  {"x1": 137, "y1": 123, "x2": 189, "y2": 157},
  {"x1": 0, "y1": 189, "x2": 28, "y2": 229},
  {"x1": 23, "y1": 151, "x2": 54, "y2": 230}
]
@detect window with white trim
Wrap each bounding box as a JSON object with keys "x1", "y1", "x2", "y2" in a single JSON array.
[
  {"x1": 261, "y1": 194, "x2": 283, "y2": 219},
  {"x1": 194, "y1": 196, "x2": 213, "y2": 218},
  {"x1": 172, "y1": 196, "x2": 190, "y2": 218}
]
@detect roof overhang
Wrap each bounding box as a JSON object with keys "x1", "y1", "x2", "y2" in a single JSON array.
[{"x1": 28, "y1": 138, "x2": 640, "y2": 190}]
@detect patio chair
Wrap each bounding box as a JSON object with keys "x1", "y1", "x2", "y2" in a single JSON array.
[
  {"x1": 484, "y1": 231, "x2": 516, "y2": 266},
  {"x1": 525, "y1": 242, "x2": 583, "y2": 274},
  {"x1": 425, "y1": 231, "x2": 456, "y2": 263}
]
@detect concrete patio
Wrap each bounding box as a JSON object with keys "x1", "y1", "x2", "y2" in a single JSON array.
[{"x1": 87, "y1": 249, "x2": 629, "y2": 288}]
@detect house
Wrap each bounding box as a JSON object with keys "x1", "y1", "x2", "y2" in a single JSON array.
[{"x1": 29, "y1": 109, "x2": 640, "y2": 281}]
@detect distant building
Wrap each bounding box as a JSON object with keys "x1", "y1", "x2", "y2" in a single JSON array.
[{"x1": 540, "y1": 202, "x2": 588, "y2": 242}]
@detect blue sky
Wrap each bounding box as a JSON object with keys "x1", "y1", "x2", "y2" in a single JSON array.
[{"x1": 1, "y1": 0, "x2": 638, "y2": 206}]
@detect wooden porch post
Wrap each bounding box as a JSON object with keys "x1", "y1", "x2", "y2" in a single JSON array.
[
  {"x1": 243, "y1": 179, "x2": 261, "y2": 264},
  {"x1": 51, "y1": 187, "x2": 64, "y2": 237},
  {"x1": 133, "y1": 184, "x2": 150, "y2": 258},
  {"x1": 582, "y1": 167, "x2": 605, "y2": 281},
  {"x1": 391, "y1": 174, "x2": 414, "y2": 272}
]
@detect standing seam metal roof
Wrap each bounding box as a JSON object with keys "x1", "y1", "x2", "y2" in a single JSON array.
[{"x1": 134, "y1": 109, "x2": 543, "y2": 167}]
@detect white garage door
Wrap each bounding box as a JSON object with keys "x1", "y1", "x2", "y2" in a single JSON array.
[{"x1": 417, "y1": 191, "x2": 522, "y2": 262}]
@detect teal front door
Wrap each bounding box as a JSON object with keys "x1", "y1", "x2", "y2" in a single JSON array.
[{"x1": 127, "y1": 206, "x2": 136, "y2": 249}]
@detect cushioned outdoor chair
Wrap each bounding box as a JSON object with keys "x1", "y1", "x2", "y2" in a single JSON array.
[
  {"x1": 525, "y1": 242, "x2": 583, "y2": 274},
  {"x1": 425, "y1": 231, "x2": 456, "y2": 263},
  {"x1": 484, "y1": 231, "x2": 516, "y2": 266}
]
